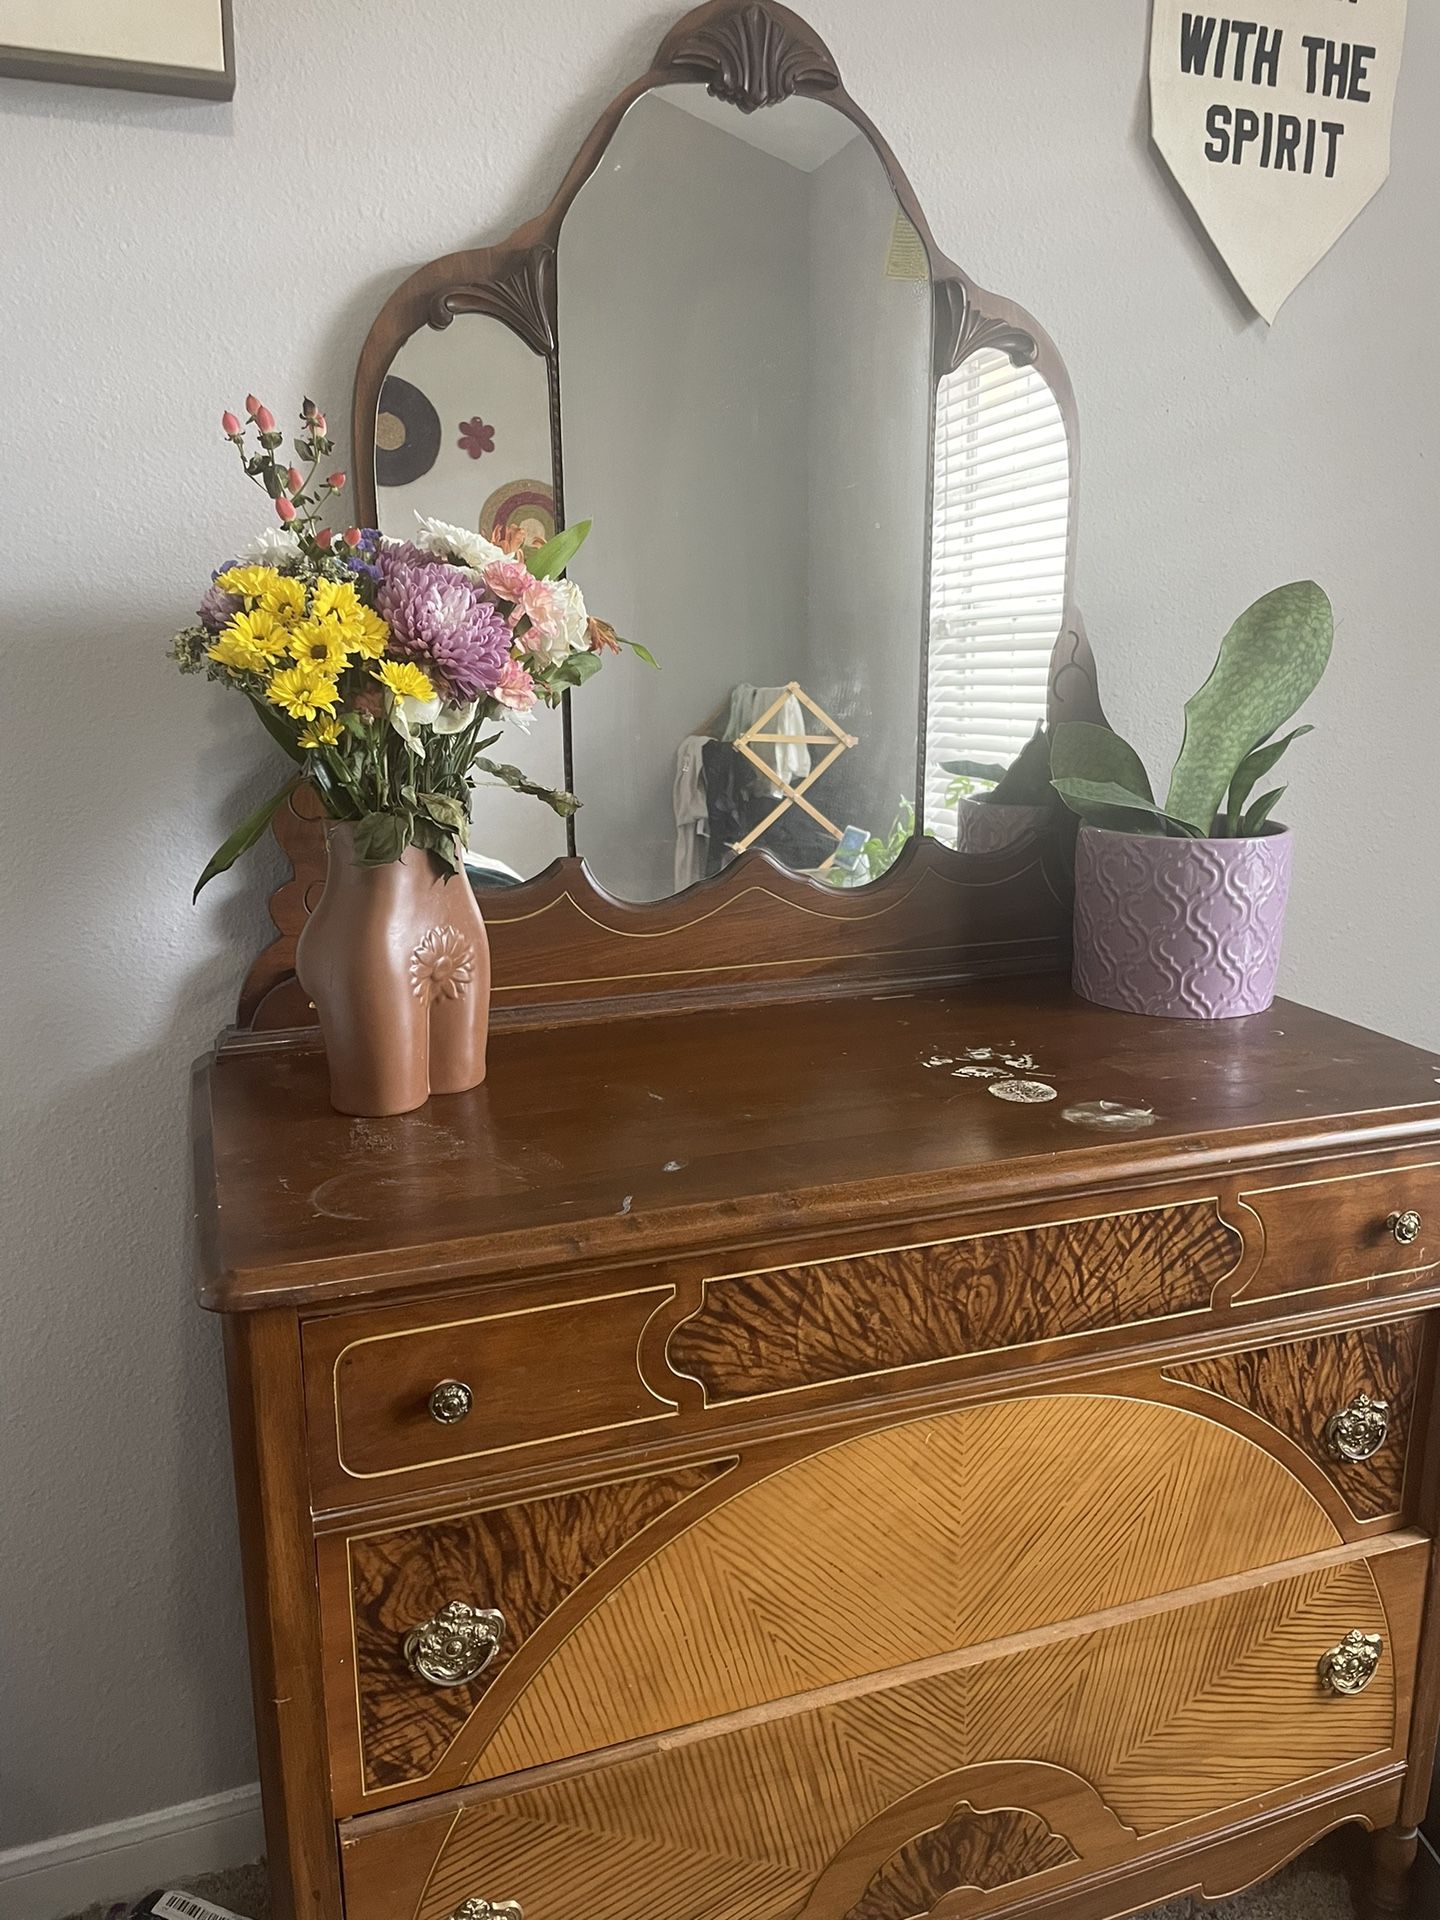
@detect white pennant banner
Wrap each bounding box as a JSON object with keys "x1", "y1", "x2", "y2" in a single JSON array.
[{"x1": 1150, "y1": 0, "x2": 1408, "y2": 322}]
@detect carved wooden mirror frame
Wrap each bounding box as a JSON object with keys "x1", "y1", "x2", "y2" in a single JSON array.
[{"x1": 238, "y1": 0, "x2": 1104, "y2": 1032}]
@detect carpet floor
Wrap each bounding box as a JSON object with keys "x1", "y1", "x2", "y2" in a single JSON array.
[{"x1": 64, "y1": 1838, "x2": 1363, "y2": 1920}]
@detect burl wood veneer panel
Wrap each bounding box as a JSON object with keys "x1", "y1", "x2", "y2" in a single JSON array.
[
  {"x1": 466, "y1": 1393, "x2": 1341, "y2": 1782},
  {"x1": 1167, "y1": 1317, "x2": 1427, "y2": 1522},
  {"x1": 844, "y1": 1806, "x2": 1076, "y2": 1920},
  {"x1": 346, "y1": 1463, "x2": 727, "y2": 1794},
  {"x1": 345, "y1": 1554, "x2": 1401, "y2": 1920},
  {"x1": 668, "y1": 1203, "x2": 1240, "y2": 1403}
]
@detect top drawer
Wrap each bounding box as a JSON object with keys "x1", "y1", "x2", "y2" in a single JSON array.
[{"x1": 1240, "y1": 1157, "x2": 1440, "y2": 1304}]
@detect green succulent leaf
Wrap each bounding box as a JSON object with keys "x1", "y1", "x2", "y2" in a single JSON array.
[
  {"x1": 525, "y1": 519, "x2": 592, "y2": 581},
  {"x1": 1224, "y1": 726, "x2": 1312, "y2": 835},
  {"x1": 193, "y1": 774, "x2": 302, "y2": 899},
  {"x1": 1239, "y1": 786, "x2": 1287, "y2": 836},
  {"x1": 1049, "y1": 721, "x2": 1156, "y2": 802},
  {"x1": 351, "y1": 811, "x2": 410, "y2": 866},
  {"x1": 941, "y1": 757, "x2": 1010, "y2": 786},
  {"x1": 1166, "y1": 581, "x2": 1332, "y2": 834},
  {"x1": 474, "y1": 755, "x2": 581, "y2": 819},
  {"x1": 1051, "y1": 777, "x2": 1205, "y2": 837}
]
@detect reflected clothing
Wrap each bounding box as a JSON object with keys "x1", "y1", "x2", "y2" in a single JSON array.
[
  {"x1": 722, "y1": 685, "x2": 811, "y2": 793},
  {"x1": 673, "y1": 734, "x2": 711, "y2": 891}
]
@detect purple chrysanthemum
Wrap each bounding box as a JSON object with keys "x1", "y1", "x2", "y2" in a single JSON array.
[
  {"x1": 198, "y1": 565, "x2": 243, "y2": 633},
  {"x1": 377, "y1": 559, "x2": 512, "y2": 703}
]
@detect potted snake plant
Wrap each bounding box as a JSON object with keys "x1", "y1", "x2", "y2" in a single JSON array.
[{"x1": 1050, "y1": 580, "x2": 1333, "y2": 1019}]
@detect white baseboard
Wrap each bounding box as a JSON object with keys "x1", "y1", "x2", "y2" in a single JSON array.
[{"x1": 0, "y1": 1786, "x2": 263, "y2": 1920}]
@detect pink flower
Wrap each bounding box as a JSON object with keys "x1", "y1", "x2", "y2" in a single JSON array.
[
  {"x1": 255, "y1": 405, "x2": 276, "y2": 432},
  {"x1": 315, "y1": 527, "x2": 333, "y2": 549},
  {"x1": 492, "y1": 658, "x2": 536, "y2": 713},
  {"x1": 245, "y1": 393, "x2": 261, "y2": 416},
  {"x1": 343, "y1": 526, "x2": 362, "y2": 547},
  {"x1": 286, "y1": 465, "x2": 304, "y2": 494},
  {"x1": 482, "y1": 556, "x2": 534, "y2": 605},
  {"x1": 327, "y1": 470, "x2": 346, "y2": 490},
  {"x1": 275, "y1": 496, "x2": 296, "y2": 522},
  {"x1": 518, "y1": 576, "x2": 588, "y2": 662},
  {"x1": 221, "y1": 410, "x2": 241, "y2": 436},
  {"x1": 313, "y1": 412, "x2": 327, "y2": 434},
  {"x1": 457, "y1": 417, "x2": 495, "y2": 460}
]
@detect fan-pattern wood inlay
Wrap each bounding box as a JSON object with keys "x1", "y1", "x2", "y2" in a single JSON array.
[
  {"x1": 411, "y1": 1560, "x2": 1390, "y2": 1920},
  {"x1": 468, "y1": 1393, "x2": 1338, "y2": 1781},
  {"x1": 1166, "y1": 1318, "x2": 1424, "y2": 1521},
  {"x1": 428, "y1": 244, "x2": 557, "y2": 358},
  {"x1": 845, "y1": 1805, "x2": 1075, "y2": 1920},
  {"x1": 934, "y1": 279, "x2": 1039, "y2": 379},
  {"x1": 669, "y1": 1204, "x2": 1239, "y2": 1403},
  {"x1": 663, "y1": 1, "x2": 840, "y2": 111},
  {"x1": 351, "y1": 1464, "x2": 723, "y2": 1789}
]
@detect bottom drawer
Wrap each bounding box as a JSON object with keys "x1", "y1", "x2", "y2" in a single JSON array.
[{"x1": 341, "y1": 1539, "x2": 1424, "y2": 1920}]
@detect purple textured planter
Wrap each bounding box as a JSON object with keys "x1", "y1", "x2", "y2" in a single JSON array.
[
  {"x1": 953, "y1": 798, "x2": 1049, "y2": 857},
  {"x1": 1072, "y1": 824, "x2": 1293, "y2": 1020}
]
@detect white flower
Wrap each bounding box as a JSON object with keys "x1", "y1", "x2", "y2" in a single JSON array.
[
  {"x1": 520, "y1": 576, "x2": 589, "y2": 663},
  {"x1": 239, "y1": 527, "x2": 303, "y2": 568},
  {"x1": 413, "y1": 515, "x2": 507, "y2": 576},
  {"x1": 385, "y1": 689, "x2": 441, "y2": 751},
  {"x1": 433, "y1": 701, "x2": 476, "y2": 736}
]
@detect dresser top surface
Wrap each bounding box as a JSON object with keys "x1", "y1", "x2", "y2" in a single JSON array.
[{"x1": 196, "y1": 976, "x2": 1440, "y2": 1309}]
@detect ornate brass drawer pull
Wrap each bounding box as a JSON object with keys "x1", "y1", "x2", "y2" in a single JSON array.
[
  {"x1": 1318, "y1": 1630, "x2": 1383, "y2": 1696},
  {"x1": 403, "y1": 1601, "x2": 506, "y2": 1687},
  {"x1": 1388, "y1": 1209, "x2": 1423, "y2": 1246},
  {"x1": 1323, "y1": 1393, "x2": 1391, "y2": 1465},
  {"x1": 428, "y1": 1378, "x2": 475, "y2": 1424},
  {"x1": 448, "y1": 1902, "x2": 523, "y2": 1920}
]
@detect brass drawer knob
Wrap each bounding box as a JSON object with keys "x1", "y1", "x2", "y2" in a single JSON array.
[
  {"x1": 449, "y1": 1903, "x2": 523, "y2": 1920},
  {"x1": 403, "y1": 1601, "x2": 505, "y2": 1687},
  {"x1": 1388, "y1": 1210, "x2": 1423, "y2": 1246},
  {"x1": 1323, "y1": 1393, "x2": 1391, "y2": 1465},
  {"x1": 1318, "y1": 1630, "x2": 1383, "y2": 1696},
  {"x1": 428, "y1": 1378, "x2": 475, "y2": 1425}
]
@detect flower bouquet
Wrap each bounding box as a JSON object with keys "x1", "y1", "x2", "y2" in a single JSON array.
[{"x1": 174, "y1": 395, "x2": 648, "y2": 1115}]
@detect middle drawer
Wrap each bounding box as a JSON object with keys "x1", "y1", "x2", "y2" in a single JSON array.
[{"x1": 316, "y1": 1315, "x2": 1427, "y2": 1814}]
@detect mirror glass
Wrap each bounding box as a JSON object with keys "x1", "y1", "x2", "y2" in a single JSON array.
[{"x1": 368, "y1": 81, "x2": 1073, "y2": 895}]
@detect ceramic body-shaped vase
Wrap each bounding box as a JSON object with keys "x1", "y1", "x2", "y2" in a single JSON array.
[
  {"x1": 1072, "y1": 823, "x2": 1292, "y2": 1020},
  {"x1": 295, "y1": 824, "x2": 491, "y2": 1116}
]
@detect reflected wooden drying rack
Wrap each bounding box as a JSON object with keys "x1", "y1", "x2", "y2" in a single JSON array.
[{"x1": 703, "y1": 681, "x2": 860, "y2": 857}]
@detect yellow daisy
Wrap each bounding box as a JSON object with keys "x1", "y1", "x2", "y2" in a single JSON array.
[
  {"x1": 374, "y1": 660, "x2": 436, "y2": 703},
  {"x1": 348, "y1": 605, "x2": 390, "y2": 660},
  {"x1": 207, "y1": 631, "x2": 269, "y2": 675},
  {"x1": 310, "y1": 578, "x2": 365, "y2": 626},
  {"x1": 298, "y1": 715, "x2": 343, "y2": 749},
  {"x1": 260, "y1": 575, "x2": 308, "y2": 626},
  {"x1": 228, "y1": 607, "x2": 290, "y2": 660},
  {"x1": 214, "y1": 565, "x2": 282, "y2": 608},
  {"x1": 267, "y1": 663, "x2": 340, "y2": 721},
  {"x1": 287, "y1": 619, "x2": 351, "y2": 674}
]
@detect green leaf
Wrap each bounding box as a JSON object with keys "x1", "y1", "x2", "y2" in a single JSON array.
[
  {"x1": 525, "y1": 518, "x2": 592, "y2": 580},
  {"x1": 416, "y1": 791, "x2": 468, "y2": 833},
  {"x1": 474, "y1": 756, "x2": 581, "y2": 818},
  {"x1": 550, "y1": 649, "x2": 604, "y2": 689},
  {"x1": 1166, "y1": 581, "x2": 1332, "y2": 833},
  {"x1": 1050, "y1": 777, "x2": 1204, "y2": 837},
  {"x1": 623, "y1": 638, "x2": 660, "y2": 668},
  {"x1": 941, "y1": 758, "x2": 1010, "y2": 786},
  {"x1": 1239, "y1": 786, "x2": 1287, "y2": 835},
  {"x1": 245, "y1": 694, "x2": 306, "y2": 764},
  {"x1": 351, "y1": 811, "x2": 409, "y2": 866},
  {"x1": 1225, "y1": 726, "x2": 1312, "y2": 835},
  {"x1": 410, "y1": 816, "x2": 464, "y2": 874},
  {"x1": 1049, "y1": 722, "x2": 1156, "y2": 802},
  {"x1": 194, "y1": 774, "x2": 301, "y2": 899}
]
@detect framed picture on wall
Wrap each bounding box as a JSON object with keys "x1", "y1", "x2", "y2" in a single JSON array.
[{"x1": 0, "y1": 0, "x2": 234, "y2": 100}]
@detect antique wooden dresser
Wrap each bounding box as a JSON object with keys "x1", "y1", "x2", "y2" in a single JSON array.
[
  {"x1": 192, "y1": 6, "x2": 1440, "y2": 1918},
  {"x1": 197, "y1": 962, "x2": 1440, "y2": 1920}
]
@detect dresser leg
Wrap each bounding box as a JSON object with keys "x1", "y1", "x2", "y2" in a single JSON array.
[{"x1": 1369, "y1": 1825, "x2": 1419, "y2": 1920}]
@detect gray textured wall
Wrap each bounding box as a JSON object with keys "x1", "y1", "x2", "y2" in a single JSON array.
[{"x1": 1, "y1": 0, "x2": 1435, "y2": 1852}]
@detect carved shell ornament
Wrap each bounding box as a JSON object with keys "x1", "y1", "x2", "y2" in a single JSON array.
[
  {"x1": 410, "y1": 925, "x2": 475, "y2": 1002},
  {"x1": 666, "y1": 2, "x2": 841, "y2": 111}
]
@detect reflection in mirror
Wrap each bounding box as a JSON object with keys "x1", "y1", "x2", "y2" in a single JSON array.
[
  {"x1": 923, "y1": 349, "x2": 1070, "y2": 845},
  {"x1": 374, "y1": 313, "x2": 566, "y2": 883},
  {"x1": 560, "y1": 89, "x2": 932, "y2": 902}
]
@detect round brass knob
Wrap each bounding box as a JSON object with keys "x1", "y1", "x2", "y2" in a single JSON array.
[
  {"x1": 448, "y1": 1903, "x2": 523, "y2": 1920},
  {"x1": 428, "y1": 1379, "x2": 474, "y2": 1425},
  {"x1": 403, "y1": 1601, "x2": 505, "y2": 1687},
  {"x1": 1388, "y1": 1210, "x2": 1422, "y2": 1247},
  {"x1": 1318, "y1": 1630, "x2": 1383, "y2": 1696},
  {"x1": 1323, "y1": 1394, "x2": 1390, "y2": 1465}
]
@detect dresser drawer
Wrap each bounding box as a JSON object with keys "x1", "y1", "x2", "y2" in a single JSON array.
[
  {"x1": 340, "y1": 1537, "x2": 1424, "y2": 1920},
  {"x1": 1239, "y1": 1156, "x2": 1440, "y2": 1306},
  {"x1": 302, "y1": 1281, "x2": 679, "y2": 1501},
  {"x1": 319, "y1": 1359, "x2": 1414, "y2": 1810}
]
